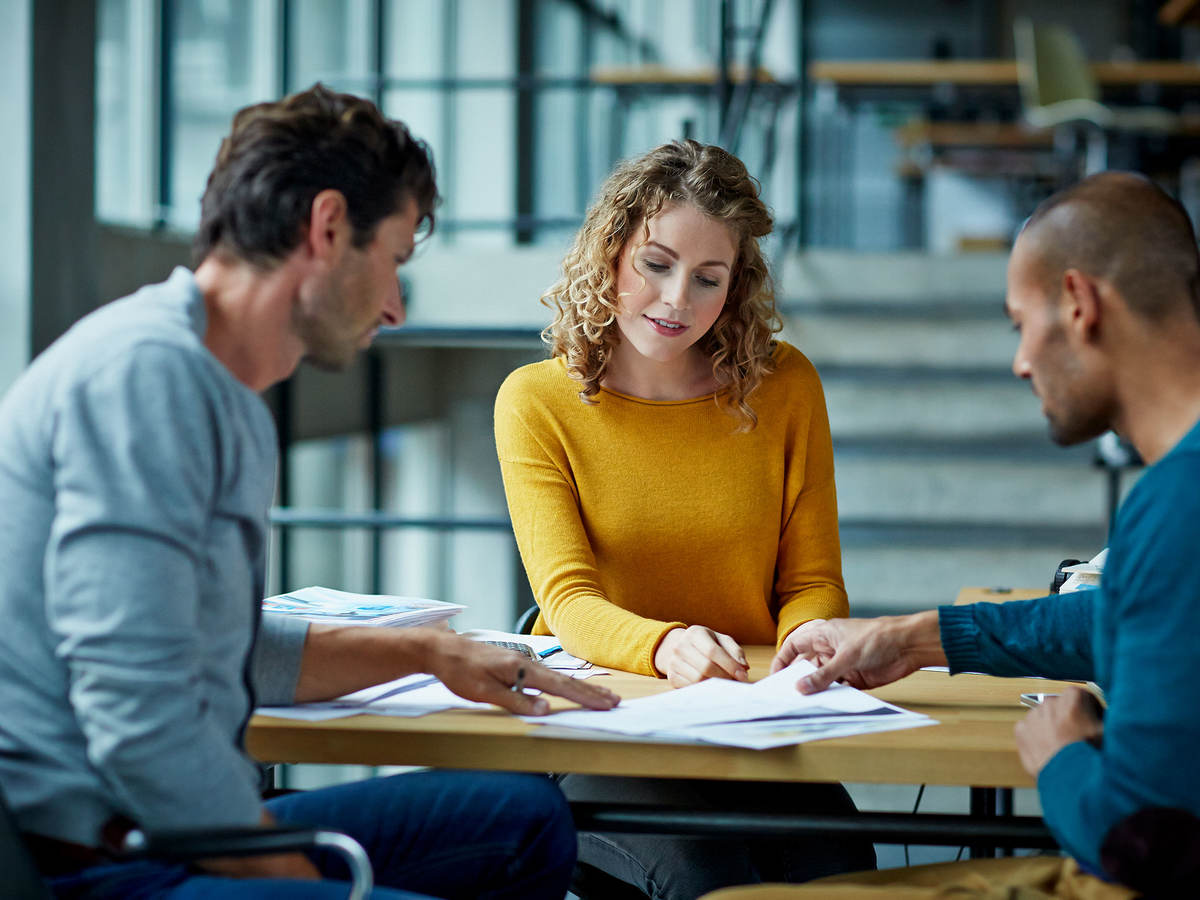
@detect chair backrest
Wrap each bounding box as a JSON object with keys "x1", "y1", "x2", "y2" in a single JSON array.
[
  {"x1": 1014, "y1": 18, "x2": 1099, "y2": 109},
  {"x1": 1101, "y1": 806, "x2": 1200, "y2": 894},
  {"x1": 513, "y1": 604, "x2": 540, "y2": 635},
  {"x1": 0, "y1": 783, "x2": 52, "y2": 899}
]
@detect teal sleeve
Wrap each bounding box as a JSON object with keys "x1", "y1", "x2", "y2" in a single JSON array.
[
  {"x1": 937, "y1": 590, "x2": 1095, "y2": 680},
  {"x1": 1037, "y1": 450, "x2": 1200, "y2": 871}
]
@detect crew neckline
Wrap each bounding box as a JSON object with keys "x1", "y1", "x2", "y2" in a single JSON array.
[
  {"x1": 552, "y1": 341, "x2": 787, "y2": 406},
  {"x1": 598, "y1": 383, "x2": 719, "y2": 406}
]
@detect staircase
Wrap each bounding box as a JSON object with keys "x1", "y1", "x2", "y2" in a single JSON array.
[{"x1": 777, "y1": 252, "x2": 1119, "y2": 615}]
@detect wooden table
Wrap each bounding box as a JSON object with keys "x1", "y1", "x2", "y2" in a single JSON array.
[
  {"x1": 249, "y1": 611, "x2": 1069, "y2": 850},
  {"x1": 250, "y1": 649, "x2": 1067, "y2": 790},
  {"x1": 955, "y1": 586, "x2": 1046, "y2": 605}
]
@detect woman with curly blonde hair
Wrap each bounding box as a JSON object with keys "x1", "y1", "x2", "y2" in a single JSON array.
[{"x1": 493, "y1": 140, "x2": 874, "y2": 899}]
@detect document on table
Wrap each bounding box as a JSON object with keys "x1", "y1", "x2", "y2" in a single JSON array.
[
  {"x1": 530, "y1": 659, "x2": 935, "y2": 749},
  {"x1": 256, "y1": 642, "x2": 603, "y2": 721},
  {"x1": 461, "y1": 629, "x2": 594, "y2": 671},
  {"x1": 257, "y1": 673, "x2": 488, "y2": 720},
  {"x1": 263, "y1": 585, "x2": 465, "y2": 627}
]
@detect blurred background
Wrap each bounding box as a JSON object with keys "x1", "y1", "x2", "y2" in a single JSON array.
[{"x1": 7, "y1": 0, "x2": 1197, "y2": 633}]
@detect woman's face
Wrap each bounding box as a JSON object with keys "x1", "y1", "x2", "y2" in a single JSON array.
[{"x1": 611, "y1": 203, "x2": 737, "y2": 367}]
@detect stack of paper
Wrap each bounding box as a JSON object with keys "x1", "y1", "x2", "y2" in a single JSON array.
[
  {"x1": 258, "y1": 672, "x2": 488, "y2": 721},
  {"x1": 263, "y1": 586, "x2": 465, "y2": 627},
  {"x1": 461, "y1": 629, "x2": 594, "y2": 671},
  {"x1": 1060, "y1": 548, "x2": 1107, "y2": 593},
  {"x1": 532, "y1": 659, "x2": 935, "y2": 750}
]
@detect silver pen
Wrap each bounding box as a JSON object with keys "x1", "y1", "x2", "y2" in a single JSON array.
[{"x1": 511, "y1": 666, "x2": 526, "y2": 693}]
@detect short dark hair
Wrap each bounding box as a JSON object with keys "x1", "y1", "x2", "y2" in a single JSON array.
[
  {"x1": 193, "y1": 83, "x2": 438, "y2": 267},
  {"x1": 1022, "y1": 172, "x2": 1200, "y2": 322}
]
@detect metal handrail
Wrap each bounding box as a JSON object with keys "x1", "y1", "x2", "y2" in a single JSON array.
[{"x1": 270, "y1": 509, "x2": 512, "y2": 532}]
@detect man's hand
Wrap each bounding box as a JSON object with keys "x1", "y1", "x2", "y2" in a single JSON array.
[
  {"x1": 1015, "y1": 686, "x2": 1104, "y2": 777},
  {"x1": 653, "y1": 625, "x2": 749, "y2": 688},
  {"x1": 422, "y1": 631, "x2": 619, "y2": 715},
  {"x1": 196, "y1": 810, "x2": 321, "y2": 881},
  {"x1": 771, "y1": 612, "x2": 946, "y2": 694}
]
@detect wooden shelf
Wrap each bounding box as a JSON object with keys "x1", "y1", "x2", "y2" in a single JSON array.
[{"x1": 810, "y1": 59, "x2": 1200, "y2": 88}]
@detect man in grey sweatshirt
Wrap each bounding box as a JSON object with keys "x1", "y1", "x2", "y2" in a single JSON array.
[{"x1": 0, "y1": 84, "x2": 616, "y2": 899}]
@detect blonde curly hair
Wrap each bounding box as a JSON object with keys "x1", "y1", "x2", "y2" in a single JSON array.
[{"x1": 543, "y1": 140, "x2": 781, "y2": 430}]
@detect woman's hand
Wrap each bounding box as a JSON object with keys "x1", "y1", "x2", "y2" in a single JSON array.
[{"x1": 653, "y1": 625, "x2": 749, "y2": 688}]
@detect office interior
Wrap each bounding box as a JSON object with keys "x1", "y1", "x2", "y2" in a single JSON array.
[{"x1": 6, "y1": 0, "x2": 1198, "y2": 873}]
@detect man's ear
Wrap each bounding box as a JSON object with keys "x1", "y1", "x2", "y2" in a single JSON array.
[
  {"x1": 1061, "y1": 268, "x2": 1102, "y2": 340},
  {"x1": 304, "y1": 189, "x2": 350, "y2": 263}
]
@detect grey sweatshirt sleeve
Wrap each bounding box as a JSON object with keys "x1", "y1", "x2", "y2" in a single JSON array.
[
  {"x1": 45, "y1": 346, "x2": 263, "y2": 831},
  {"x1": 252, "y1": 614, "x2": 310, "y2": 706}
]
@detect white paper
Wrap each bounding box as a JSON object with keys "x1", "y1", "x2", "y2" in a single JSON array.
[
  {"x1": 461, "y1": 629, "x2": 592, "y2": 670},
  {"x1": 255, "y1": 706, "x2": 368, "y2": 721},
  {"x1": 664, "y1": 713, "x2": 936, "y2": 749},
  {"x1": 263, "y1": 586, "x2": 465, "y2": 627},
  {"x1": 1060, "y1": 548, "x2": 1108, "y2": 593},
  {"x1": 529, "y1": 658, "x2": 934, "y2": 747}
]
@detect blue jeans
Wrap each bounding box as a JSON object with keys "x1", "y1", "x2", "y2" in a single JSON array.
[{"x1": 50, "y1": 771, "x2": 575, "y2": 899}]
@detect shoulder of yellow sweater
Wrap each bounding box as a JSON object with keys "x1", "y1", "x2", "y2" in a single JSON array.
[
  {"x1": 762, "y1": 340, "x2": 824, "y2": 397},
  {"x1": 495, "y1": 356, "x2": 579, "y2": 416}
]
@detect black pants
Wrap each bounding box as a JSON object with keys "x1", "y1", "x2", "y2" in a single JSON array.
[{"x1": 561, "y1": 773, "x2": 877, "y2": 900}]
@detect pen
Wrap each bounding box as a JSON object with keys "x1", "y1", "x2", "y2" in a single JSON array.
[
  {"x1": 511, "y1": 666, "x2": 526, "y2": 694},
  {"x1": 538, "y1": 645, "x2": 563, "y2": 660}
]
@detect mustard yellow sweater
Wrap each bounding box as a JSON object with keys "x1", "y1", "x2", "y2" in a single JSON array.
[{"x1": 494, "y1": 341, "x2": 848, "y2": 676}]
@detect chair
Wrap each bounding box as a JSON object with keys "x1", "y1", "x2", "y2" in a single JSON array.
[
  {"x1": 0, "y1": 782, "x2": 374, "y2": 900},
  {"x1": 514, "y1": 603, "x2": 540, "y2": 635},
  {"x1": 1100, "y1": 806, "x2": 1200, "y2": 897},
  {"x1": 693, "y1": 807, "x2": 1200, "y2": 898},
  {"x1": 0, "y1": 779, "x2": 48, "y2": 898},
  {"x1": 1014, "y1": 18, "x2": 1178, "y2": 173}
]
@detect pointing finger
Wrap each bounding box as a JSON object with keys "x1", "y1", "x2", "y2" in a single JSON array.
[
  {"x1": 797, "y1": 654, "x2": 848, "y2": 694},
  {"x1": 523, "y1": 664, "x2": 619, "y2": 710}
]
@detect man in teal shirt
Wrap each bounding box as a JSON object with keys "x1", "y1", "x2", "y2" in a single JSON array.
[{"x1": 770, "y1": 172, "x2": 1200, "y2": 896}]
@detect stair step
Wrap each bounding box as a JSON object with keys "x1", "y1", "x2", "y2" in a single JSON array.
[
  {"x1": 823, "y1": 378, "x2": 1044, "y2": 437},
  {"x1": 783, "y1": 314, "x2": 1016, "y2": 369},
  {"x1": 835, "y1": 457, "x2": 1135, "y2": 526},
  {"x1": 778, "y1": 250, "x2": 1009, "y2": 304},
  {"x1": 833, "y1": 433, "x2": 1094, "y2": 462},
  {"x1": 839, "y1": 519, "x2": 1107, "y2": 549},
  {"x1": 780, "y1": 297, "x2": 1003, "y2": 320},
  {"x1": 840, "y1": 538, "x2": 1103, "y2": 615}
]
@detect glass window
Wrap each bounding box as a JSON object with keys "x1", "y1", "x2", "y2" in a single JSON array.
[
  {"x1": 165, "y1": 0, "x2": 278, "y2": 229},
  {"x1": 99, "y1": 0, "x2": 805, "y2": 244},
  {"x1": 96, "y1": 0, "x2": 157, "y2": 224},
  {"x1": 289, "y1": 0, "x2": 375, "y2": 95},
  {"x1": 385, "y1": 0, "x2": 444, "y2": 77},
  {"x1": 383, "y1": 0, "x2": 447, "y2": 224}
]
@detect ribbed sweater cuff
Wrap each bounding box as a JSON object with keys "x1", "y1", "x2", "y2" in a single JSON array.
[
  {"x1": 777, "y1": 590, "x2": 850, "y2": 646},
  {"x1": 644, "y1": 621, "x2": 689, "y2": 677},
  {"x1": 937, "y1": 604, "x2": 982, "y2": 674}
]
